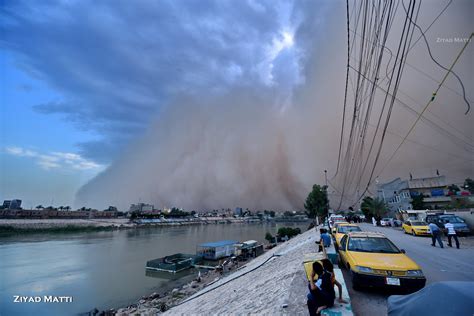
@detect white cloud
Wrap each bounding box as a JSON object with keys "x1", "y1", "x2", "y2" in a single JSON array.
[
  {"x1": 6, "y1": 146, "x2": 38, "y2": 157},
  {"x1": 4, "y1": 146, "x2": 103, "y2": 171}
]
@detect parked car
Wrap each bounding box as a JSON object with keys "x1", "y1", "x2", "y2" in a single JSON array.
[
  {"x1": 328, "y1": 214, "x2": 345, "y2": 228},
  {"x1": 381, "y1": 218, "x2": 393, "y2": 227},
  {"x1": 334, "y1": 223, "x2": 362, "y2": 250},
  {"x1": 402, "y1": 220, "x2": 431, "y2": 236},
  {"x1": 425, "y1": 214, "x2": 470, "y2": 235},
  {"x1": 331, "y1": 221, "x2": 349, "y2": 235},
  {"x1": 338, "y1": 232, "x2": 426, "y2": 292},
  {"x1": 393, "y1": 219, "x2": 403, "y2": 227}
]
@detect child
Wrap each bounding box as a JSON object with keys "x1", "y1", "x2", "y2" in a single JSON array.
[
  {"x1": 307, "y1": 261, "x2": 335, "y2": 316},
  {"x1": 321, "y1": 259, "x2": 348, "y2": 304}
]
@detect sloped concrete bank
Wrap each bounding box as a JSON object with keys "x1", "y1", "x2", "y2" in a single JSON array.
[{"x1": 163, "y1": 227, "x2": 319, "y2": 315}]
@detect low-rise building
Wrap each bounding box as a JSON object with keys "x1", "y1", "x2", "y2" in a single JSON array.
[
  {"x1": 2, "y1": 199, "x2": 22, "y2": 209},
  {"x1": 378, "y1": 174, "x2": 451, "y2": 212},
  {"x1": 408, "y1": 175, "x2": 450, "y2": 209},
  {"x1": 376, "y1": 178, "x2": 412, "y2": 213}
]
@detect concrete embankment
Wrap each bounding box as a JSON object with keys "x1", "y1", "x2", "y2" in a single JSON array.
[{"x1": 163, "y1": 227, "x2": 320, "y2": 315}]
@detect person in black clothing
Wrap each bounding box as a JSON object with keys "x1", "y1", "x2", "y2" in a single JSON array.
[{"x1": 307, "y1": 261, "x2": 335, "y2": 316}]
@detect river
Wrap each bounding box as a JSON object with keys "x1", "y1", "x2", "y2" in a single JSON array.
[{"x1": 0, "y1": 221, "x2": 309, "y2": 316}]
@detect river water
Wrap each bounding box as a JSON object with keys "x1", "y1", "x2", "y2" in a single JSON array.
[{"x1": 0, "y1": 222, "x2": 309, "y2": 316}]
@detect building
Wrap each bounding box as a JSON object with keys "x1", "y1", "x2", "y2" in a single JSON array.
[
  {"x1": 234, "y1": 207, "x2": 243, "y2": 216},
  {"x1": 377, "y1": 175, "x2": 450, "y2": 212},
  {"x1": 129, "y1": 203, "x2": 154, "y2": 213},
  {"x1": 376, "y1": 178, "x2": 412, "y2": 213},
  {"x1": 2, "y1": 199, "x2": 22, "y2": 209},
  {"x1": 408, "y1": 175, "x2": 450, "y2": 209}
]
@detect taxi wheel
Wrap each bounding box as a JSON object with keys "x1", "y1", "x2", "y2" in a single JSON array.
[
  {"x1": 337, "y1": 257, "x2": 344, "y2": 269},
  {"x1": 412, "y1": 230, "x2": 416, "y2": 236},
  {"x1": 350, "y1": 270, "x2": 361, "y2": 291},
  {"x1": 404, "y1": 229, "x2": 407, "y2": 234}
]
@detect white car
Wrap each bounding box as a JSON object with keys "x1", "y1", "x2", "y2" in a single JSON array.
[{"x1": 380, "y1": 218, "x2": 393, "y2": 226}]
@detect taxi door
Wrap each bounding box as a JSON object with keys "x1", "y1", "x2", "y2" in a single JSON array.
[{"x1": 338, "y1": 235, "x2": 349, "y2": 267}]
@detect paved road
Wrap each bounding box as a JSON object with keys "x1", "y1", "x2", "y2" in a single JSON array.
[{"x1": 341, "y1": 223, "x2": 474, "y2": 316}]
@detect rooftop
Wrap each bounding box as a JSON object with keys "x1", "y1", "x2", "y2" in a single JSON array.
[
  {"x1": 198, "y1": 240, "x2": 238, "y2": 248},
  {"x1": 408, "y1": 175, "x2": 447, "y2": 189}
]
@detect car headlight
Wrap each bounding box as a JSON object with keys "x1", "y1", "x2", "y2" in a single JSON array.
[
  {"x1": 406, "y1": 270, "x2": 423, "y2": 276},
  {"x1": 356, "y1": 266, "x2": 373, "y2": 273}
]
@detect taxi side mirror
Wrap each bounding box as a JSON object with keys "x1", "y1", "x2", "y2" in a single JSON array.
[{"x1": 400, "y1": 249, "x2": 406, "y2": 253}]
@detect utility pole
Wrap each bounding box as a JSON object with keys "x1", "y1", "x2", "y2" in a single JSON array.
[{"x1": 324, "y1": 170, "x2": 328, "y2": 187}]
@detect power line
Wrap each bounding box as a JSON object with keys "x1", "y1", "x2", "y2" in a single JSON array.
[
  {"x1": 348, "y1": 63, "x2": 474, "y2": 151},
  {"x1": 375, "y1": 32, "x2": 473, "y2": 180},
  {"x1": 402, "y1": 0, "x2": 471, "y2": 114}
]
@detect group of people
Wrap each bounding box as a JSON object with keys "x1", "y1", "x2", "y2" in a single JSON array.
[
  {"x1": 307, "y1": 227, "x2": 347, "y2": 315},
  {"x1": 429, "y1": 220, "x2": 460, "y2": 249},
  {"x1": 307, "y1": 259, "x2": 347, "y2": 316}
]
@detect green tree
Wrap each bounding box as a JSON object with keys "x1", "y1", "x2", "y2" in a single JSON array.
[
  {"x1": 265, "y1": 232, "x2": 274, "y2": 243},
  {"x1": 360, "y1": 197, "x2": 387, "y2": 220},
  {"x1": 304, "y1": 184, "x2": 329, "y2": 219},
  {"x1": 411, "y1": 195, "x2": 424, "y2": 209},
  {"x1": 360, "y1": 197, "x2": 373, "y2": 219},
  {"x1": 368, "y1": 198, "x2": 388, "y2": 220},
  {"x1": 277, "y1": 227, "x2": 301, "y2": 240},
  {"x1": 464, "y1": 178, "x2": 474, "y2": 194}
]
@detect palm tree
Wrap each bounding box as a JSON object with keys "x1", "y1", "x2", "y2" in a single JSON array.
[
  {"x1": 64, "y1": 206, "x2": 71, "y2": 211},
  {"x1": 367, "y1": 198, "x2": 388, "y2": 221}
]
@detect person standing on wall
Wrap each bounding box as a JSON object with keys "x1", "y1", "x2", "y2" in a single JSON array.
[{"x1": 445, "y1": 220, "x2": 460, "y2": 249}]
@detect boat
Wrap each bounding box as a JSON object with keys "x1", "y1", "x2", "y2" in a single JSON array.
[
  {"x1": 146, "y1": 253, "x2": 203, "y2": 273},
  {"x1": 196, "y1": 240, "x2": 238, "y2": 260}
]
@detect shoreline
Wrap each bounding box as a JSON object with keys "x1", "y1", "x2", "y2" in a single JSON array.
[
  {"x1": 0, "y1": 218, "x2": 311, "y2": 236},
  {"x1": 112, "y1": 248, "x2": 271, "y2": 315}
]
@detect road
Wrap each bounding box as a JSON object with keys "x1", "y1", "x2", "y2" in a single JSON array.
[{"x1": 341, "y1": 223, "x2": 474, "y2": 316}]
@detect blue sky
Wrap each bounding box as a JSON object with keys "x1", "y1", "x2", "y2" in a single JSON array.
[{"x1": 1, "y1": 51, "x2": 104, "y2": 207}]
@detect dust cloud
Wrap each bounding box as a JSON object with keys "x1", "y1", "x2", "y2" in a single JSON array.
[{"x1": 76, "y1": 1, "x2": 473, "y2": 211}]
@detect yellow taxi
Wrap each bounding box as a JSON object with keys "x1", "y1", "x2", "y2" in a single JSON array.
[
  {"x1": 338, "y1": 232, "x2": 426, "y2": 292},
  {"x1": 334, "y1": 223, "x2": 362, "y2": 250},
  {"x1": 331, "y1": 221, "x2": 349, "y2": 235},
  {"x1": 402, "y1": 220, "x2": 431, "y2": 236}
]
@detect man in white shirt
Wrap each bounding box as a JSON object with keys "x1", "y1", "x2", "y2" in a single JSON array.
[{"x1": 445, "y1": 220, "x2": 460, "y2": 249}]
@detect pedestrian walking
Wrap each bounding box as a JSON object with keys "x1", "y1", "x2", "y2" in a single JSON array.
[
  {"x1": 445, "y1": 220, "x2": 460, "y2": 249},
  {"x1": 372, "y1": 217, "x2": 377, "y2": 227},
  {"x1": 428, "y1": 222, "x2": 444, "y2": 248}
]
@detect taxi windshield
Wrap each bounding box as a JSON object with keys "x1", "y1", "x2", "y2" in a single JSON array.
[
  {"x1": 347, "y1": 237, "x2": 400, "y2": 254},
  {"x1": 338, "y1": 226, "x2": 362, "y2": 233},
  {"x1": 411, "y1": 221, "x2": 427, "y2": 226}
]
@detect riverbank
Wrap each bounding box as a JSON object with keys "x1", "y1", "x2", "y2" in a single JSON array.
[
  {"x1": 108, "y1": 227, "x2": 319, "y2": 315},
  {"x1": 0, "y1": 218, "x2": 133, "y2": 236},
  {"x1": 0, "y1": 218, "x2": 311, "y2": 236}
]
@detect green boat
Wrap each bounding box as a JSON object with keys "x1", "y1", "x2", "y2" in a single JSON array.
[{"x1": 146, "y1": 253, "x2": 203, "y2": 273}]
